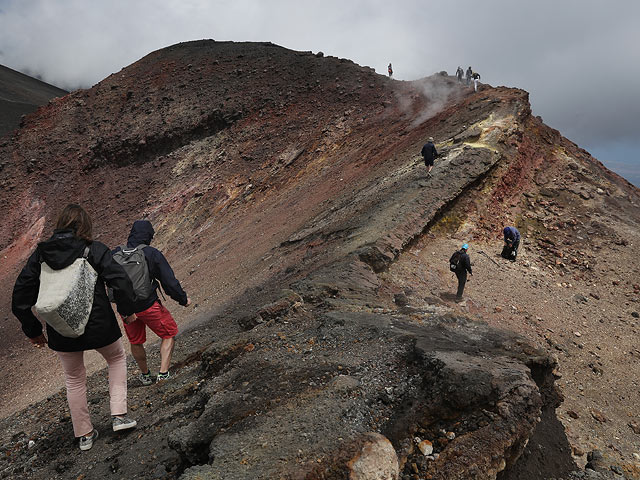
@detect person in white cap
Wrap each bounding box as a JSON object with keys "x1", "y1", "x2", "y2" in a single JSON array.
[{"x1": 420, "y1": 137, "x2": 438, "y2": 177}]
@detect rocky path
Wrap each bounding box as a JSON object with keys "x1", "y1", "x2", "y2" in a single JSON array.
[{"x1": 381, "y1": 211, "x2": 640, "y2": 477}]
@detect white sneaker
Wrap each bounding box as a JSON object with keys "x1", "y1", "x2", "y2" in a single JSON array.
[
  {"x1": 112, "y1": 416, "x2": 137, "y2": 432},
  {"x1": 79, "y1": 429, "x2": 99, "y2": 451},
  {"x1": 139, "y1": 371, "x2": 153, "y2": 386}
]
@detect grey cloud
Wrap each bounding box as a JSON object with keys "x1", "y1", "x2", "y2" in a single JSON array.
[{"x1": 0, "y1": 0, "x2": 638, "y2": 182}]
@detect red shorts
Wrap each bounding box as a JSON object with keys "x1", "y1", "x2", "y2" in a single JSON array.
[{"x1": 123, "y1": 301, "x2": 178, "y2": 345}]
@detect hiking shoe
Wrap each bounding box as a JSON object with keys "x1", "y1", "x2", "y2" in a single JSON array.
[
  {"x1": 139, "y1": 371, "x2": 153, "y2": 386},
  {"x1": 156, "y1": 371, "x2": 170, "y2": 382},
  {"x1": 79, "y1": 429, "x2": 99, "y2": 451},
  {"x1": 112, "y1": 416, "x2": 137, "y2": 432}
]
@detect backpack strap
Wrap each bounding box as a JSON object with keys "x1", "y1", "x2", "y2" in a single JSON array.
[
  {"x1": 156, "y1": 281, "x2": 167, "y2": 301},
  {"x1": 136, "y1": 245, "x2": 165, "y2": 300}
]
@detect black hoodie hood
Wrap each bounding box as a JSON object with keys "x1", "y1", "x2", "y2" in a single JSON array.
[
  {"x1": 127, "y1": 220, "x2": 155, "y2": 248},
  {"x1": 38, "y1": 230, "x2": 88, "y2": 270}
]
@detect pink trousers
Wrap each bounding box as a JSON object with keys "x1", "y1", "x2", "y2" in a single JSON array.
[{"x1": 56, "y1": 338, "x2": 128, "y2": 437}]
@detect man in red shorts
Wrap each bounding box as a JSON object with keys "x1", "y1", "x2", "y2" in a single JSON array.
[{"x1": 115, "y1": 220, "x2": 190, "y2": 384}]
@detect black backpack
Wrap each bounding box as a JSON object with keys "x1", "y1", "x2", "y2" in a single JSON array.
[
  {"x1": 449, "y1": 250, "x2": 462, "y2": 272},
  {"x1": 112, "y1": 245, "x2": 154, "y2": 301},
  {"x1": 501, "y1": 244, "x2": 517, "y2": 260}
]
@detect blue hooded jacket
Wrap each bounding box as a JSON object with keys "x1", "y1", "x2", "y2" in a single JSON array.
[
  {"x1": 114, "y1": 220, "x2": 188, "y2": 313},
  {"x1": 503, "y1": 226, "x2": 521, "y2": 244}
]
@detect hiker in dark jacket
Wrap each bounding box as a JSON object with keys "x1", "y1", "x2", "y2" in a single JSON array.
[
  {"x1": 454, "y1": 243, "x2": 473, "y2": 301},
  {"x1": 113, "y1": 220, "x2": 190, "y2": 385},
  {"x1": 12, "y1": 204, "x2": 138, "y2": 451},
  {"x1": 502, "y1": 226, "x2": 521, "y2": 262},
  {"x1": 456, "y1": 66, "x2": 463, "y2": 83},
  {"x1": 466, "y1": 66, "x2": 473, "y2": 85},
  {"x1": 421, "y1": 137, "x2": 438, "y2": 177}
]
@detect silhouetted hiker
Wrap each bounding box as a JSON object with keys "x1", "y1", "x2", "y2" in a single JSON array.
[
  {"x1": 456, "y1": 66, "x2": 464, "y2": 83},
  {"x1": 12, "y1": 204, "x2": 138, "y2": 451},
  {"x1": 466, "y1": 66, "x2": 473, "y2": 85},
  {"x1": 472, "y1": 71, "x2": 481, "y2": 92},
  {"x1": 502, "y1": 226, "x2": 521, "y2": 262},
  {"x1": 113, "y1": 220, "x2": 190, "y2": 385},
  {"x1": 449, "y1": 243, "x2": 472, "y2": 301},
  {"x1": 421, "y1": 137, "x2": 439, "y2": 177},
  {"x1": 388, "y1": 63, "x2": 393, "y2": 77}
]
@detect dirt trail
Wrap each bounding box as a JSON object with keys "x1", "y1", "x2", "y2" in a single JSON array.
[{"x1": 382, "y1": 210, "x2": 640, "y2": 475}]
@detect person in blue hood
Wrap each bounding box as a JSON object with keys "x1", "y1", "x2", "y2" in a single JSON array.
[
  {"x1": 502, "y1": 226, "x2": 521, "y2": 262},
  {"x1": 113, "y1": 220, "x2": 190, "y2": 385}
]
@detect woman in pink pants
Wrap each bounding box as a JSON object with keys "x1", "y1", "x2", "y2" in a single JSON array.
[{"x1": 12, "y1": 204, "x2": 138, "y2": 451}]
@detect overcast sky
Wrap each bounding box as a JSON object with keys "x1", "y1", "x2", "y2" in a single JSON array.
[{"x1": 1, "y1": 0, "x2": 638, "y2": 185}]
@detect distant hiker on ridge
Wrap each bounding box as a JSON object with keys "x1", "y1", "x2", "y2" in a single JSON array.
[
  {"x1": 456, "y1": 66, "x2": 464, "y2": 83},
  {"x1": 112, "y1": 220, "x2": 190, "y2": 385},
  {"x1": 12, "y1": 204, "x2": 138, "y2": 451},
  {"x1": 421, "y1": 137, "x2": 439, "y2": 177},
  {"x1": 449, "y1": 243, "x2": 473, "y2": 302},
  {"x1": 502, "y1": 226, "x2": 521, "y2": 262},
  {"x1": 472, "y1": 71, "x2": 481, "y2": 92},
  {"x1": 466, "y1": 66, "x2": 473, "y2": 85},
  {"x1": 388, "y1": 63, "x2": 393, "y2": 77}
]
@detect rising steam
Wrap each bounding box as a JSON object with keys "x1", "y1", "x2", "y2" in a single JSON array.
[{"x1": 405, "y1": 74, "x2": 463, "y2": 129}]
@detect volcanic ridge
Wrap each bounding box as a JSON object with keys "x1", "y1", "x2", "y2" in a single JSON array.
[{"x1": 0, "y1": 40, "x2": 639, "y2": 480}]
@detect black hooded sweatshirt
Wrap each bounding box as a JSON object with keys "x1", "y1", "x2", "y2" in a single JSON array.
[
  {"x1": 113, "y1": 220, "x2": 188, "y2": 313},
  {"x1": 455, "y1": 249, "x2": 472, "y2": 275},
  {"x1": 11, "y1": 230, "x2": 136, "y2": 352}
]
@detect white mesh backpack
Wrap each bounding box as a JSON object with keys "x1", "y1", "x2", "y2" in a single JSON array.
[{"x1": 34, "y1": 246, "x2": 98, "y2": 338}]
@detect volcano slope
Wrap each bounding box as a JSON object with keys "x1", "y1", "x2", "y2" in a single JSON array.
[{"x1": 1, "y1": 40, "x2": 639, "y2": 480}]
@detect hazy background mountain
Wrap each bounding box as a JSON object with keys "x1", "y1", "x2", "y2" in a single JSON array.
[{"x1": 0, "y1": 64, "x2": 67, "y2": 137}]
